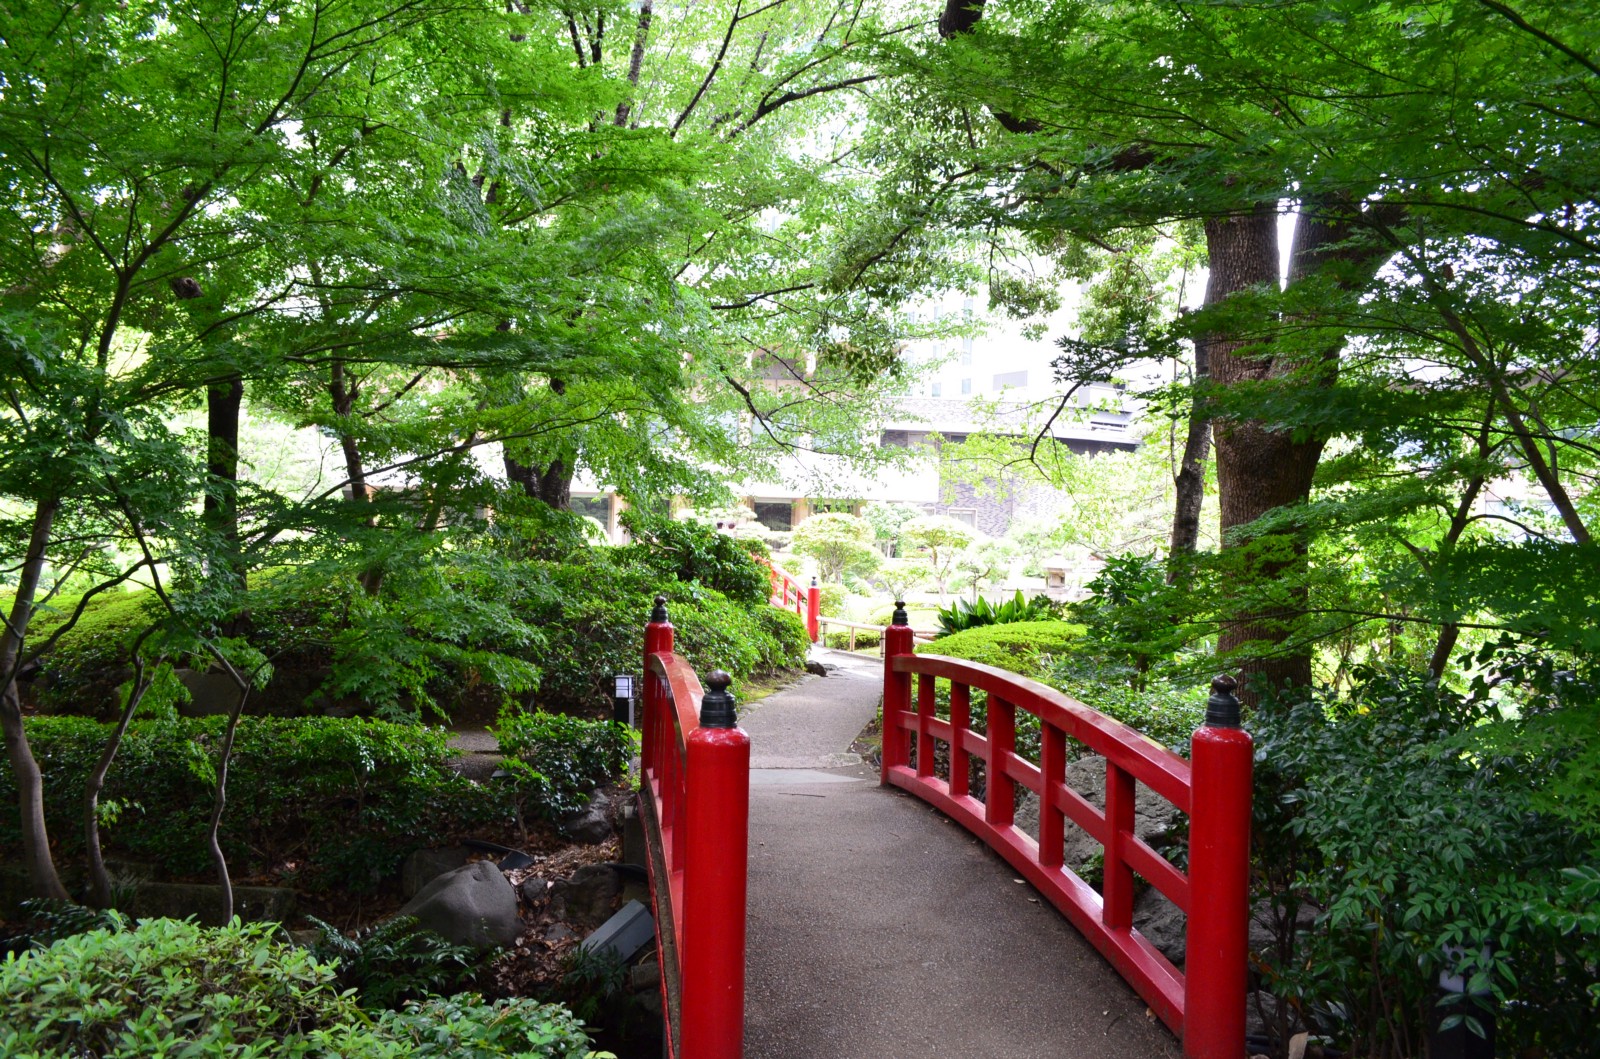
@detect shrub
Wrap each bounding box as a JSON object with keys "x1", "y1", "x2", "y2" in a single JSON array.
[
  {"x1": 790, "y1": 513, "x2": 879, "y2": 582},
  {"x1": 935, "y1": 590, "x2": 1059, "y2": 637},
  {"x1": 0, "y1": 917, "x2": 607, "y2": 1058},
  {"x1": 916, "y1": 620, "x2": 1085, "y2": 674},
  {"x1": 1250, "y1": 668, "x2": 1600, "y2": 1057},
  {"x1": 516, "y1": 555, "x2": 807, "y2": 713},
  {"x1": 308, "y1": 915, "x2": 478, "y2": 1010},
  {"x1": 618, "y1": 515, "x2": 769, "y2": 606},
  {"x1": 493, "y1": 709, "x2": 635, "y2": 820},
  {"x1": 0, "y1": 716, "x2": 501, "y2": 892}
]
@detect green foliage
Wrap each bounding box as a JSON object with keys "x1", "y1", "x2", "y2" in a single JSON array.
[
  {"x1": 517, "y1": 553, "x2": 806, "y2": 712},
  {"x1": 899, "y1": 516, "x2": 978, "y2": 597},
  {"x1": 307, "y1": 916, "x2": 477, "y2": 1011},
  {"x1": 492, "y1": 710, "x2": 635, "y2": 820},
  {"x1": 0, "y1": 717, "x2": 500, "y2": 892},
  {"x1": 1069, "y1": 554, "x2": 1195, "y2": 688},
  {"x1": 860, "y1": 502, "x2": 925, "y2": 556},
  {"x1": 916, "y1": 621, "x2": 1085, "y2": 674},
  {"x1": 1250, "y1": 669, "x2": 1600, "y2": 1057},
  {"x1": 620, "y1": 516, "x2": 770, "y2": 607},
  {"x1": 3, "y1": 898, "x2": 120, "y2": 956},
  {"x1": 935, "y1": 590, "x2": 1059, "y2": 637},
  {"x1": 790, "y1": 513, "x2": 880, "y2": 583},
  {"x1": 823, "y1": 627, "x2": 881, "y2": 650},
  {"x1": 1041, "y1": 658, "x2": 1205, "y2": 754},
  {"x1": 0, "y1": 918, "x2": 605, "y2": 1059}
]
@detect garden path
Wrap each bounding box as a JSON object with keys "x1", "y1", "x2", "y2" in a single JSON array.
[{"x1": 736, "y1": 647, "x2": 1181, "y2": 1059}]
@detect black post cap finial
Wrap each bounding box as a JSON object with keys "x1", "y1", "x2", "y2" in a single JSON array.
[
  {"x1": 700, "y1": 670, "x2": 736, "y2": 728},
  {"x1": 810, "y1": 576, "x2": 818, "y2": 587},
  {"x1": 892, "y1": 600, "x2": 909, "y2": 626},
  {"x1": 650, "y1": 595, "x2": 669, "y2": 624},
  {"x1": 1206, "y1": 674, "x2": 1242, "y2": 728}
]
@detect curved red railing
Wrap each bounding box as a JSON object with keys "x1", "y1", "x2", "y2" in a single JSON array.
[
  {"x1": 756, "y1": 555, "x2": 819, "y2": 641},
  {"x1": 640, "y1": 600, "x2": 750, "y2": 1059},
  {"x1": 879, "y1": 615, "x2": 1252, "y2": 1059}
]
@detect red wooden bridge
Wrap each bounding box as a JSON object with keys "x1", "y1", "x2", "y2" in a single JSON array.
[{"x1": 636, "y1": 597, "x2": 1253, "y2": 1059}]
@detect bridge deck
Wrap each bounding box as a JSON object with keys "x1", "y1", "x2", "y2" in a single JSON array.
[{"x1": 740, "y1": 650, "x2": 1182, "y2": 1059}]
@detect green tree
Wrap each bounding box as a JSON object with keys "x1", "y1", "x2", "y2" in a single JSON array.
[
  {"x1": 900, "y1": 515, "x2": 977, "y2": 601},
  {"x1": 791, "y1": 512, "x2": 880, "y2": 583}
]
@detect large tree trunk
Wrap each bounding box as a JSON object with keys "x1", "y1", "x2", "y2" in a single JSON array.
[
  {"x1": 1205, "y1": 206, "x2": 1327, "y2": 698},
  {"x1": 504, "y1": 453, "x2": 573, "y2": 510},
  {"x1": 0, "y1": 498, "x2": 71, "y2": 900},
  {"x1": 205, "y1": 374, "x2": 248, "y2": 630}
]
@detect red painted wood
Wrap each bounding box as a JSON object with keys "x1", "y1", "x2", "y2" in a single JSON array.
[
  {"x1": 1184, "y1": 724, "x2": 1253, "y2": 1059},
  {"x1": 642, "y1": 616, "x2": 751, "y2": 1059},
  {"x1": 916, "y1": 673, "x2": 935, "y2": 778},
  {"x1": 1102, "y1": 763, "x2": 1136, "y2": 931},
  {"x1": 882, "y1": 635, "x2": 1252, "y2": 1058},
  {"x1": 949, "y1": 683, "x2": 971, "y2": 797}
]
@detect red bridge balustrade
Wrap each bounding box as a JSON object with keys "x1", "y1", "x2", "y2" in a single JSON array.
[
  {"x1": 640, "y1": 595, "x2": 750, "y2": 1059},
  {"x1": 756, "y1": 555, "x2": 820, "y2": 642},
  {"x1": 879, "y1": 603, "x2": 1253, "y2": 1059}
]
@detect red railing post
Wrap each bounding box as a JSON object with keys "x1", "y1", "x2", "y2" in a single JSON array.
[
  {"x1": 1184, "y1": 675, "x2": 1253, "y2": 1059},
  {"x1": 643, "y1": 595, "x2": 675, "y2": 775},
  {"x1": 806, "y1": 577, "x2": 821, "y2": 643},
  {"x1": 881, "y1": 601, "x2": 914, "y2": 784},
  {"x1": 680, "y1": 671, "x2": 750, "y2": 1059}
]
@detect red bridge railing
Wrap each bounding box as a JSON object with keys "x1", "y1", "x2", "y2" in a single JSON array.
[
  {"x1": 640, "y1": 596, "x2": 750, "y2": 1059},
  {"x1": 756, "y1": 555, "x2": 820, "y2": 642},
  {"x1": 879, "y1": 605, "x2": 1252, "y2": 1059}
]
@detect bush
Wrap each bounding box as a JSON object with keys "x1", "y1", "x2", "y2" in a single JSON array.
[
  {"x1": 916, "y1": 620, "x2": 1085, "y2": 674},
  {"x1": 935, "y1": 590, "x2": 1059, "y2": 637},
  {"x1": 0, "y1": 716, "x2": 501, "y2": 892},
  {"x1": 1250, "y1": 668, "x2": 1600, "y2": 1057},
  {"x1": 790, "y1": 513, "x2": 879, "y2": 582},
  {"x1": 517, "y1": 554, "x2": 807, "y2": 713},
  {"x1": 619, "y1": 515, "x2": 770, "y2": 606},
  {"x1": 493, "y1": 709, "x2": 635, "y2": 819},
  {"x1": 308, "y1": 915, "x2": 478, "y2": 1010},
  {"x1": 0, "y1": 917, "x2": 606, "y2": 1058},
  {"x1": 824, "y1": 627, "x2": 881, "y2": 650}
]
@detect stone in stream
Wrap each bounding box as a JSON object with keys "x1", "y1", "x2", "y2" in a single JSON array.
[{"x1": 558, "y1": 789, "x2": 614, "y2": 844}]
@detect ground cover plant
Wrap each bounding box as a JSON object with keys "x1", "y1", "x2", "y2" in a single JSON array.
[{"x1": 0, "y1": 916, "x2": 609, "y2": 1059}]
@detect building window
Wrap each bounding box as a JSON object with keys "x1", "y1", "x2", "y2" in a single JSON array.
[
  {"x1": 931, "y1": 381, "x2": 942, "y2": 397},
  {"x1": 947, "y1": 508, "x2": 978, "y2": 528},
  {"x1": 993, "y1": 370, "x2": 1027, "y2": 390},
  {"x1": 960, "y1": 339, "x2": 973, "y2": 367},
  {"x1": 754, "y1": 501, "x2": 793, "y2": 530},
  {"x1": 960, "y1": 378, "x2": 972, "y2": 394}
]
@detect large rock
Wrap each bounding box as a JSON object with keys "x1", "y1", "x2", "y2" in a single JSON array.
[
  {"x1": 549, "y1": 864, "x2": 622, "y2": 929},
  {"x1": 559, "y1": 790, "x2": 614, "y2": 845},
  {"x1": 1133, "y1": 887, "x2": 1186, "y2": 965},
  {"x1": 1014, "y1": 754, "x2": 1182, "y2": 871},
  {"x1": 401, "y1": 846, "x2": 473, "y2": 898},
  {"x1": 396, "y1": 861, "x2": 520, "y2": 950}
]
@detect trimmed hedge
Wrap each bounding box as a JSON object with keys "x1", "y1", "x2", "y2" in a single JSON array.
[
  {"x1": 0, "y1": 917, "x2": 606, "y2": 1058},
  {"x1": 915, "y1": 620, "x2": 1086, "y2": 674},
  {"x1": 0, "y1": 717, "x2": 501, "y2": 892}
]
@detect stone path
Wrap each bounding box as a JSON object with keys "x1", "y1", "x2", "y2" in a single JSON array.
[{"x1": 737, "y1": 647, "x2": 1182, "y2": 1059}]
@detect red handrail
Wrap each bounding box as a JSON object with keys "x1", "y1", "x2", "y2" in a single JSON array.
[
  {"x1": 755, "y1": 555, "x2": 820, "y2": 642},
  {"x1": 640, "y1": 598, "x2": 750, "y2": 1059},
  {"x1": 880, "y1": 614, "x2": 1251, "y2": 1059}
]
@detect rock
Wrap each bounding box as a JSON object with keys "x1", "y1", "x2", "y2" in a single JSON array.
[
  {"x1": 804, "y1": 660, "x2": 829, "y2": 676},
  {"x1": 286, "y1": 928, "x2": 323, "y2": 949},
  {"x1": 401, "y1": 846, "x2": 473, "y2": 898},
  {"x1": 545, "y1": 923, "x2": 578, "y2": 943},
  {"x1": 549, "y1": 864, "x2": 622, "y2": 929},
  {"x1": 630, "y1": 960, "x2": 661, "y2": 992},
  {"x1": 1013, "y1": 755, "x2": 1182, "y2": 873},
  {"x1": 520, "y1": 877, "x2": 551, "y2": 903},
  {"x1": 1132, "y1": 887, "x2": 1187, "y2": 965},
  {"x1": 395, "y1": 861, "x2": 521, "y2": 951},
  {"x1": 559, "y1": 790, "x2": 614, "y2": 845}
]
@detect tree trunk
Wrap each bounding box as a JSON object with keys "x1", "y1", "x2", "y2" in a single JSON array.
[
  {"x1": 1205, "y1": 206, "x2": 1326, "y2": 698},
  {"x1": 85, "y1": 647, "x2": 153, "y2": 908},
  {"x1": 1167, "y1": 342, "x2": 1211, "y2": 580},
  {"x1": 0, "y1": 498, "x2": 70, "y2": 901},
  {"x1": 504, "y1": 453, "x2": 573, "y2": 510}
]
